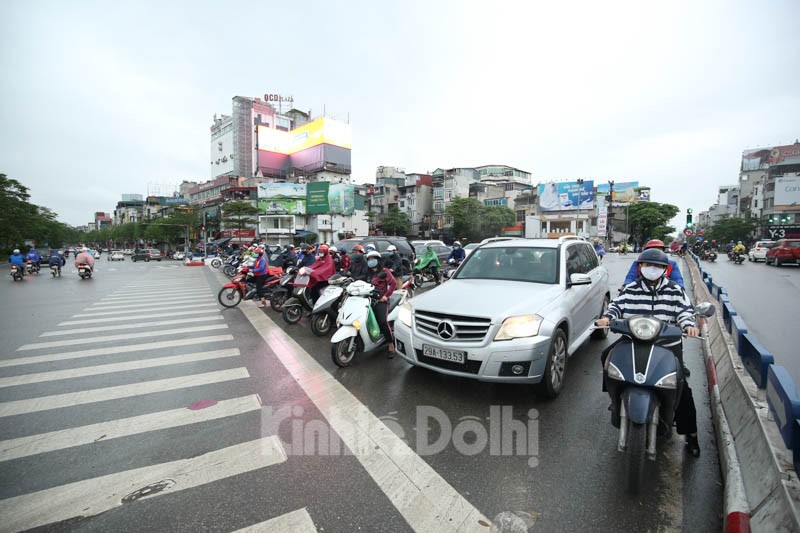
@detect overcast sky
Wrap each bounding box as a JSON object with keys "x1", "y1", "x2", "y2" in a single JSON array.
[{"x1": 2, "y1": 0, "x2": 799, "y2": 228}]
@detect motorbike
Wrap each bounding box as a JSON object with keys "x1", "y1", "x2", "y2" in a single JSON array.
[
  {"x1": 25, "y1": 261, "x2": 40, "y2": 275},
  {"x1": 727, "y1": 251, "x2": 745, "y2": 264},
  {"x1": 442, "y1": 258, "x2": 462, "y2": 281},
  {"x1": 268, "y1": 266, "x2": 298, "y2": 311},
  {"x1": 50, "y1": 264, "x2": 61, "y2": 277},
  {"x1": 282, "y1": 269, "x2": 328, "y2": 325},
  {"x1": 601, "y1": 302, "x2": 715, "y2": 494},
  {"x1": 77, "y1": 263, "x2": 93, "y2": 279},
  {"x1": 308, "y1": 274, "x2": 351, "y2": 337},
  {"x1": 413, "y1": 255, "x2": 442, "y2": 287},
  {"x1": 10, "y1": 265, "x2": 23, "y2": 281},
  {"x1": 217, "y1": 264, "x2": 284, "y2": 308},
  {"x1": 222, "y1": 254, "x2": 243, "y2": 278},
  {"x1": 330, "y1": 280, "x2": 410, "y2": 367}
]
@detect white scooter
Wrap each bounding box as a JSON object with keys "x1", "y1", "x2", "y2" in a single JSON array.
[{"x1": 330, "y1": 279, "x2": 409, "y2": 367}]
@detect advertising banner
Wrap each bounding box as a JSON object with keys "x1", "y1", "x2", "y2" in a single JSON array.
[
  {"x1": 257, "y1": 183, "x2": 306, "y2": 214},
  {"x1": 306, "y1": 182, "x2": 330, "y2": 214},
  {"x1": 774, "y1": 175, "x2": 800, "y2": 207},
  {"x1": 257, "y1": 118, "x2": 353, "y2": 155},
  {"x1": 742, "y1": 144, "x2": 800, "y2": 171},
  {"x1": 595, "y1": 181, "x2": 640, "y2": 206},
  {"x1": 597, "y1": 214, "x2": 607, "y2": 236},
  {"x1": 537, "y1": 180, "x2": 595, "y2": 211},
  {"x1": 329, "y1": 184, "x2": 355, "y2": 215}
]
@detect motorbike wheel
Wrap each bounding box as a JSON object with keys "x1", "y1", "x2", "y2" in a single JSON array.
[
  {"x1": 536, "y1": 329, "x2": 567, "y2": 398},
  {"x1": 211, "y1": 258, "x2": 222, "y2": 268},
  {"x1": 413, "y1": 273, "x2": 424, "y2": 287},
  {"x1": 270, "y1": 290, "x2": 287, "y2": 311},
  {"x1": 331, "y1": 337, "x2": 358, "y2": 367},
  {"x1": 591, "y1": 296, "x2": 610, "y2": 340},
  {"x1": 626, "y1": 422, "x2": 647, "y2": 494},
  {"x1": 282, "y1": 305, "x2": 303, "y2": 324},
  {"x1": 310, "y1": 313, "x2": 334, "y2": 337},
  {"x1": 223, "y1": 265, "x2": 237, "y2": 277},
  {"x1": 218, "y1": 287, "x2": 242, "y2": 308}
]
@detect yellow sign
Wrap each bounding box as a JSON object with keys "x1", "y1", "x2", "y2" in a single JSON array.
[{"x1": 257, "y1": 118, "x2": 352, "y2": 155}]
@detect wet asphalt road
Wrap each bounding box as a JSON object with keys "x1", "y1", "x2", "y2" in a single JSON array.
[{"x1": 0, "y1": 254, "x2": 722, "y2": 532}]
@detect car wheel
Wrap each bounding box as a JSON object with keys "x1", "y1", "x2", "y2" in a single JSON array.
[
  {"x1": 132, "y1": 257, "x2": 136, "y2": 262},
  {"x1": 776, "y1": 257, "x2": 782, "y2": 267},
  {"x1": 145, "y1": 257, "x2": 150, "y2": 262},
  {"x1": 591, "y1": 296, "x2": 610, "y2": 340},
  {"x1": 537, "y1": 328, "x2": 567, "y2": 399}
]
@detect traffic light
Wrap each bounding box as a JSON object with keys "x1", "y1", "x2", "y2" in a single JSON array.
[{"x1": 686, "y1": 208, "x2": 693, "y2": 228}]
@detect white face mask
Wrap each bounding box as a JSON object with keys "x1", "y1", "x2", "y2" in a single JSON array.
[{"x1": 640, "y1": 265, "x2": 666, "y2": 281}]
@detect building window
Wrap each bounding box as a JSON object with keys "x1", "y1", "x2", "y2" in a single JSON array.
[
  {"x1": 754, "y1": 199, "x2": 758, "y2": 208},
  {"x1": 516, "y1": 210, "x2": 526, "y2": 222}
]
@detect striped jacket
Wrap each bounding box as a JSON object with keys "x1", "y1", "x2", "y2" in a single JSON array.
[{"x1": 604, "y1": 277, "x2": 696, "y2": 330}]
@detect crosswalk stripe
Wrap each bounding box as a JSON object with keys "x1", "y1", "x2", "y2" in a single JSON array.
[
  {"x1": 39, "y1": 316, "x2": 224, "y2": 337},
  {"x1": 105, "y1": 287, "x2": 209, "y2": 297},
  {"x1": 113, "y1": 283, "x2": 204, "y2": 291},
  {"x1": 98, "y1": 293, "x2": 211, "y2": 304},
  {"x1": 0, "y1": 394, "x2": 259, "y2": 462},
  {"x1": 0, "y1": 435, "x2": 286, "y2": 531},
  {"x1": 232, "y1": 508, "x2": 317, "y2": 533},
  {"x1": 18, "y1": 324, "x2": 230, "y2": 351},
  {"x1": 0, "y1": 334, "x2": 234, "y2": 369},
  {"x1": 73, "y1": 302, "x2": 217, "y2": 318},
  {"x1": 87, "y1": 299, "x2": 213, "y2": 311},
  {"x1": 0, "y1": 367, "x2": 249, "y2": 417},
  {"x1": 59, "y1": 308, "x2": 220, "y2": 326},
  {"x1": 0, "y1": 346, "x2": 239, "y2": 389}
]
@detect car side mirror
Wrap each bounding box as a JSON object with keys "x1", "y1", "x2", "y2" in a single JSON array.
[{"x1": 568, "y1": 273, "x2": 592, "y2": 286}]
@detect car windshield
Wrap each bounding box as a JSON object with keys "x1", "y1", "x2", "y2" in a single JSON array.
[
  {"x1": 331, "y1": 239, "x2": 363, "y2": 253},
  {"x1": 455, "y1": 246, "x2": 558, "y2": 284},
  {"x1": 759, "y1": 242, "x2": 776, "y2": 248},
  {"x1": 464, "y1": 243, "x2": 479, "y2": 250}
]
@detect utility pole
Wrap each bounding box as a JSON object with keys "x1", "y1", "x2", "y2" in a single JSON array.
[
  {"x1": 607, "y1": 180, "x2": 615, "y2": 245},
  {"x1": 576, "y1": 178, "x2": 584, "y2": 237}
]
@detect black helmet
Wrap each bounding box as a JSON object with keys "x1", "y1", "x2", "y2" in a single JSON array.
[{"x1": 637, "y1": 248, "x2": 669, "y2": 267}]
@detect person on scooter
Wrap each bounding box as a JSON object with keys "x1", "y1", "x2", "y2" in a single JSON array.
[
  {"x1": 446, "y1": 241, "x2": 466, "y2": 264},
  {"x1": 366, "y1": 250, "x2": 397, "y2": 357},
  {"x1": 26, "y1": 247, "x2": 41, "y2": 270},
  {"x1": 306, "y1": 244, "x2": 336, "y2": 303},
  {"x1": 336, "y1": 246, "x2": 351, "y2": 274},
  {"x1": 348, "y1": 244, "x2": 371, "y2": 282},
  {"x1": 48, "y1": 249, "x2": 65, "y2": 276},
  {"x1": 9, "y1": 248, "x2": 26, "y2": 277},
  {"x1": 593, "y1": 241, "x2": 606, "y2": 263},
  {"x1": 417, "y1": 243, "x2": 442, "y2": 285},
  {"x1": 596, "y1": 248, "x2": 701, "y2": 457},
  {"x1": 251, "y1": 248, "x2": 269, "y2": 308},
  {"x1": 622, "y1": 239, "x2": 684, "y2": 288},
  {"x1": 384, "y1": 245, "x2": 404, "y2": 277},
  {"x1": 732, "y1": 241, "x2": 746, "y2": 259},
  {"x1": 298, "y1": 244, "x2": 316, "y2": 268},
  {"x1": 74, "y1": 247, "x2": 95, "y2": 271}
]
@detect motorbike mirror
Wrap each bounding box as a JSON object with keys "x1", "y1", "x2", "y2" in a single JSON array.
[{"x1": 694, "y1": 302, "x2": 716, "y2": 317}]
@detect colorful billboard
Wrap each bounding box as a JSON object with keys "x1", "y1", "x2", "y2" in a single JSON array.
[
  {"x1": 257, "y1": 117, "x2": 352, "y2": 155},
  {"x1": 742, "y1": 144, "x2": 800, "y2": 171},
  {"x1": 329, "y1": 184, "x2": 355, "y2": 215},
  {"x1": 774, "y1": 176, "x2": 800, "y2": 207},
  {"x1": 595, "y1": 181, "x2": 640, "y2": 206},
  {"x1": 306, "y1": 182, "x2": 330, "y2": 214},
  {"x1": 537, "y1": 180, "x2": 594, "y2": 211},
  {"x1": 257, "y1": 183, "x2": 306, "y2": 215}
]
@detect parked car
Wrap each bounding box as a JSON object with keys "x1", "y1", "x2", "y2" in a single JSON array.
[
  {"x1": 331, "y1": 236, "x2": 416, "y2": 273},
  {"x1": 131, "y1": 248, "x2": 162, "y2": 262},
  {"x1": 394, "y1": 236, "x2": 610, "y2": 398},
  {"x1": 108, "y1": 250, "x2": 125, "y2": 261},
  {"x1": 765, "y1": 239, "x2": 800, "y2": 267},
  {"x1": 123, "y1": 249, "x2": 133, "y2": 255},
  {"x1": 748, "y1": 240, "x2": 775, "y2": 262},
  {"x1": 410, "y1": 240, "x2": 446, "y2": 247}
]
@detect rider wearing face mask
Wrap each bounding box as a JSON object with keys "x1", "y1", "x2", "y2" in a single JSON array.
[
  {"x1": 383, "y1": 245, "x2": 403, "y2": 277},
  {"x1": 623, "y1": 239, "x2": 684, "y2": 288},
  {"x1": 347, "y1": 244, "x2": 371, "y2": 282},
  {"x1": 366, "y1": 250, "x2": 397, "y2": 357},
  {"x1": 596, "y1": 248, "x2": 701, "y2": 457}
]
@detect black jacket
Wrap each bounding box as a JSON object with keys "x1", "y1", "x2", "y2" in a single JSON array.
[
  {"x1": 384, "y1": 253, "x2": 404, "y2": 276},
  {"x1": 348, "y1": 254, "x2": 371, "y2": 282}
]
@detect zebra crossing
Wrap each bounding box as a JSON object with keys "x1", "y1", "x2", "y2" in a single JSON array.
[{"x1": 0, "y1": 270, "x2": 318, "y2": 532}]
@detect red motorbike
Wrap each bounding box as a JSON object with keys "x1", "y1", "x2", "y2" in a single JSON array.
[{"x1": 217, "y1": 265, "x2": 283, "y2": 308}]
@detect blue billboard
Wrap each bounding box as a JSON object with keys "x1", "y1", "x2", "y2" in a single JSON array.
[{"x1": 537, "y1": 180, "x2": 595, "y2": 212}]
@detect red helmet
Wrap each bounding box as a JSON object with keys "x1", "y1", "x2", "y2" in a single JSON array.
[
  {"x1": 644, "y1": 239, "x2": 665, "y2": 250},
  {"x1": 254, "y1": 248, "x2": 264, "y2": 255},
  {"x1": 352, "y1": 244, "x2": 365, "y2": 253},
  {"x1": 318, "y1": 245, "x2": 329, "y2": 255}
]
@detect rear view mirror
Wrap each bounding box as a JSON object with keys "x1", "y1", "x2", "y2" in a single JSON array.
[
  {"x1": 568, "y1": 273, "x2": 591, "y2": 286},
  {"x1": 694, "y1": 302, "x2": 716, "y2": 317}
]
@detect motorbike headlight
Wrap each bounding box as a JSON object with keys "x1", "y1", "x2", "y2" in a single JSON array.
[
  {"x1": 398, "y1": 302, "x2": 412, "y2": 327},
  {"x1": 655, "y1": 372, "x2": 677, "y2": 389},
  {"x1": 607, "y1": 362, "x2": 624, "y2": 381},
  {"x1": 494, "y1": 315, "x2": 542, "y2": 341},
  {"x1": 628, "y1": 317, "x2": 661, "y2": 342}
]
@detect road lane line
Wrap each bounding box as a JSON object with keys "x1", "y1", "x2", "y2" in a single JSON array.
[
  {"x1": 0, "y1": 348, "x2": 240, "y2": 387},
  {"x1": 59, "y1": 308, "x2": 220, "y2": 326},
  {"x1": 239, "y1": 304, "x2": 491, "y2": 532},
  {"x1": 19, "y1": 324, "x2": 228, "y2": 351},
  {"x1": 0, "y1": 435, "x2": 286, "y2": 531},
  {"x1": 104, "y1": 287, "x2": 209, "y2": 296},
  {"x1": 40, "y1": 316, "x2": 224, "y2": 337},
  {"x1": 73, "y1": 302, "x2": 216, "y2": 318},
  {"x1": 86, "y1": 299, "x2": 215, "y2": 310},
  {"x1": 232, "y1": 508, "x2": 317, "y2": 533},
  {"x1": 0, "y1": 335, "x2": 234, "y2": 368},
  {"x1": 98, "y1": 293, "x2": 212, "y2": 304},
  {"x1": 0, "y1": 394, "x2": 259, "y2": 461},
  {"x1": 0, "y1": 367, "x2": 249, "y2": 417},
  {"x1": 111, "y1": 284, "x2": 204, "y2": 292}
]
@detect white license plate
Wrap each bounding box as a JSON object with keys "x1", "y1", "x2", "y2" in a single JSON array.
[{"x1": 422, "y1": 344, "x2": 466, "y2": 364}]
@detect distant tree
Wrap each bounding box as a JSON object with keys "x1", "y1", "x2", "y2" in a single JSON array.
[
  {"x1": 626, "y1": 202, "x2": 680, "y2": 244},
  {"x1": 221, "y1": 201, "x2": 259, "y2": 237},
  {"x1": 481, "y1": 205, "x2": 517, "y2": 237},
  {"x1": 380, "y1": 207, "x2": 411, "y2": 236},
  {"x1": 445, "y1": 197, "x2": 516, "y2": 241},
  {"x1": 707, "y1": 215, "x2": 757, "y2": 244}
]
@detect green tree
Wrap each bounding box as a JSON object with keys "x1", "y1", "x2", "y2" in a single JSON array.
[
  {"x1": 625, "y1": 202, "x2": 680, "y2": 244},
  {"x1": 481, "y1": 205, "x2": 517, "y2": 237},
  {"x1": 445, "y1": 197, "x2": 516, "y2": 241},
  {"x1": 221, "y1": 201, "x2": 260, "y2": 237},
  {"x1": 380, "y1": 207, "x2": 411, "y2": 235},
  {"x1": 706, "y1": 215, "x2": 757, "y2": 244}
]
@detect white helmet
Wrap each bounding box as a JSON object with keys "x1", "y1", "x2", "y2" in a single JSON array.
[
  {"x1": 453, "y1": 241, "x2": 462, "y2": 247},
  {"x1": 387, "y1": 245, "x2": 397, "y2": 252},
  {"x1": 366, "y1": 250, "x2": 382, "y2": 260},
  {"x1": 13, "y1": 249, "x2": 19, "y2": 254},
  {"x1": 82, "y1": 247, "x2": 89, "y2": 252},
  {"x1": 329, "y1": 246, "x2": 338, "y2": 253},
  {"x1": 365, "y1": 244, "x2": 377, "y2": 251}
]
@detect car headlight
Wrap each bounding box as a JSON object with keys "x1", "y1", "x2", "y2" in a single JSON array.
[
  {"x1": 398, "y1": 302, "x2": 412, "y2": 327},
  {"x1": 655, "y1": 372, "x2": 677, "y2": 389},
  {"x1": 628, "y1": 316, "x2": 661, "y2": 342},
  {"x1": 607, "y1": 362, "x2": 624, "y2": 381},
  {"x1": 494, "y1": 315, "x2": 542, "y2": 341}
]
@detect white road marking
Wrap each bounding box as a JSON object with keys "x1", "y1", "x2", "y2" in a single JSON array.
[
  {"x1": 106, "y1": 286, "x2": 208, "y2": 295},
  {"x1": 58, "y1": 308, "x2": 220, "y2": 326},
  {"x1": 98, "y1": 292, "x2": 211, "y2": 304},
  {"x1": 0, "y1": 334, "x2": 234, "y2": 368},
  {"x1": 0, "y1": 348, "x2": 240, "y2": 387},
  {"x1": 240, "y1": 304, "x2": 491, "y2": 532},
  {"x1": 19, "y1": 324, "x2": 228, "y2": 351},
  {"x1": 0, "y1": 367, "x2": 249, "y2": 417},
  {"x1": 0, "y1": 436, "x2": 286, "y2": 531},
  {"x1": 87, "y1": 298, "x2": 213, "y2": 310},
  {"x1": 232, "y1": 508, "x2": 317, "y2": 533},
  {"x1": 73, "y1": 302, "x2": 216, "y2": 318},
  {"x1": 40, "y1": 316, "x2": 224, "y2": 337},
  {"x1": 0, "y1": 394, "x2": 260, "y2": 461}
]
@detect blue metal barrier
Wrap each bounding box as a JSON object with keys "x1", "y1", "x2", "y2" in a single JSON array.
[
  {"x1": 730, "y1": 315, "x2": 748, "y2": 352},
  {"x1": 721, "y1": 300, "x2": 736, "y2": 333},
  {"x1": 739, "y1": 333, "x2": 775, "y2": 389},
  {"x1": 766, "y1": 366, "x2": 800, "y2": 451}
]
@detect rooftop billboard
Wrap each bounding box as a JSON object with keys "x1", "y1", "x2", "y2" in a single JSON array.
[
  {"x1": 774, "y1": 175, "x2": 800, "y2": 208},
  {"x1": 595, "y1": 181, "x2": 640, "y2": 206},
  {"x1": 257, "y1": 117, "x2": 352, "y2": 155},
  {"x1": 742, "y1": 143, "x2": 800, "y2": 171},
  {"x1": 258, "y1": 183, "x2": 307, "y2": 215},
  {"x1": 537, "y1": 180, "x2": 594, "y2": 211}
]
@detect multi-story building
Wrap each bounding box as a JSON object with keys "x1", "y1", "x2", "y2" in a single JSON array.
[
  {"x1": 113, "y1": 195, "x2": 144, "y2": 225},
  {"x1": 94, "y1": 212, "x2": 112, "y2": 229},
  {"x1": 707, "y1": 185, "x2": 740, "y2": 224},
  {"x1": 398, "y1": 173, "x2": 433, "y2": 237},
  {"x1": 431, "y1": 167, "x2": 481, "y2": 238},
  {"x1": 739, "y1": 142, "x2": 800, "y2": 237}
]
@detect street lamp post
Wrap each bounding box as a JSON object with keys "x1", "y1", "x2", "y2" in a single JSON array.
[
  {"x1": 576, "y1": 178, "x2": 584, "y2": 237},
  {"x1": 607, "y1": 180, "x2": 615, "y2": 246}
]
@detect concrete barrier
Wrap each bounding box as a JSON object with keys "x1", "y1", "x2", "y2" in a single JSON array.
[{"x1": 684, "y1": 255, "x2": 800, "y2": 531}]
